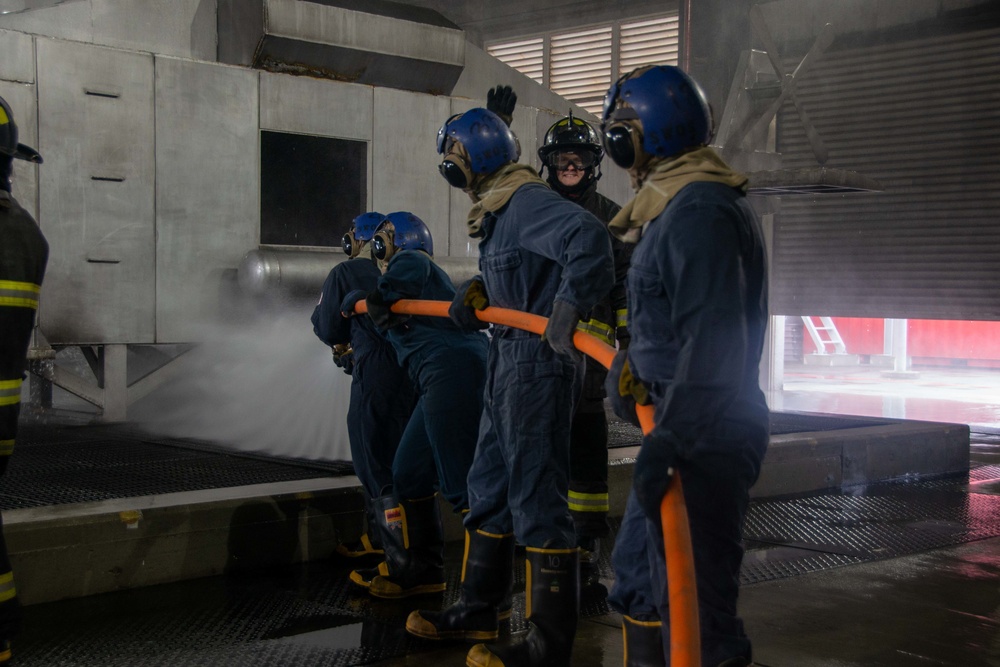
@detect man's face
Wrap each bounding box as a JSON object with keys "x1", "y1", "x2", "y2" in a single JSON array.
[{"x1": 554, "y1": 151, "x2": 587, "y2": 187}]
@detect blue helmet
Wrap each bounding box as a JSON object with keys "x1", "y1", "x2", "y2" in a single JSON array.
[
  {"x1": 342, "y1": 211, "x2": 385, "y2": 258},
  {"x1": 436, "y1": 108, "x2": 519, "y2": 188},
  {"x1": 372, "y1": 211, "x2": 434, "y2": 262},
  {"x1": 600, "y1": 66, "x2": 713, "y2": 169}
]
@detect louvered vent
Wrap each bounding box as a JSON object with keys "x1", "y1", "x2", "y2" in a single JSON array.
[
  {"x1": 620, "y1": 15, "x2": 680, "y2": 74},
  {"x1": 550, "y1": 26, "x2": 613, "y2": 114},
  {"x1": 487, "y1": 37, "x2": 545, "y2": 85}
]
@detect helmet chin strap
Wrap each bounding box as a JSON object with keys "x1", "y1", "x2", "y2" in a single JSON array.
[{"x1": 0, "y1": 155, "x2": 12, "y2": 193}]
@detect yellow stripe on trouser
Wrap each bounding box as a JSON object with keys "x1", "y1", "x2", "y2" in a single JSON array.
[
  {"x1": 0, "y1": 440, "x2": 13, "y2": 457},
  {"x1": 568, "y1": 490, "x2": 610, "y2": 513},
  {"x1": 0, "y1": 571, "x2": 16, "y2": 603},
  {"x1": 0, "y1": 379, "x2": 22, "y2": 407},
  {"x1": 576, "y1": 319, "x2": 615, "y2": 346},
  {"x1": 616, "y1": 308, "x2": 628, "y2": 329},
  {"x1": 0, "y1": 280, "x2": 40, "y2": 309}
]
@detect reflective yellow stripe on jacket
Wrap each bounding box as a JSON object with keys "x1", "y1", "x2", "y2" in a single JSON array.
[
  {"x1": 0, "y1": 279, "x2": 40, "y2": 309},
  {"x1": 575, "y1": 319, "x2": 615, "y2": 347},
  {"x1": 0, "y1": 571, "x2": 16, "y2": 603},
  {"x1": 0, "y1": 379, "x2": 22, "y2": 407},
  {"x1": 568, "y1": 489, "x2": 610, "y2": 514},
  {"x1": 616, "y1": 308, "x2": 628, "y2": 329}
]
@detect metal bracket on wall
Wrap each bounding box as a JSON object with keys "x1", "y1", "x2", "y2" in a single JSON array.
[{"x1": 28, "y1": 343, "x2": 194, "y2": 422}]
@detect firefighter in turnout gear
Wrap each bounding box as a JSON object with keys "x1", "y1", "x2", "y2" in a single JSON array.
[
  {"x1": 601, "y1": 66, "x2": 769, "y2": 667},
  {"x1": 341, "y1": 212, "x2": 488, "y2": 600},
  {"x1": 537, "y1": 110, "x2": 632, "y2": 588},
  {"x1": 311, "y1": 212, "x2": 416, "y2": 561},
  {"x1": 405, "y1": 105, "x2": 614, "y2": 667},
  {"x1": 0, "y1": 94, "x2": 48, "y2": 665}
]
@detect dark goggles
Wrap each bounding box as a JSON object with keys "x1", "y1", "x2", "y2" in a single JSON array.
[{"x1": 549, "y1": 151, "x2": 597, "y2": 171}]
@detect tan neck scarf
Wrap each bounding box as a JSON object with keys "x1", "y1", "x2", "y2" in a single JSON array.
[
  {"x1": 466, "y1": 163, "x2": 547, "y2": 238},
  {"x1": 608, "y1": 146, "x2": 748, "y2": 243}
]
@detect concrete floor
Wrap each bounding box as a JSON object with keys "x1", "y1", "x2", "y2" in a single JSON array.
[
  {"x1": 4, "y1": 432, "x2": 995, "y2": 667},
  {"x1": 6, "y1": 365, "x2": 1000, "y2": 666}
]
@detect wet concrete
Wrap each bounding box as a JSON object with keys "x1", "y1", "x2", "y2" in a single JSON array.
[
  {"x1": 10, "y1": 452, "x2": 999, "y2": 666},
  {"x1": 743, "y1": 537, "x2": 1000, "y2": 666}
]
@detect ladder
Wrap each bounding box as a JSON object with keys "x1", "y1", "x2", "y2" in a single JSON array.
[{"x1": 801, "y1": 316, "x2": 847, "y2": 355}]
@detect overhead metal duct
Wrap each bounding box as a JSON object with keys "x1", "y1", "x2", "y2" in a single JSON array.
[{"x1": 217, "y1": 0, "x2": 466, "y2": 95}]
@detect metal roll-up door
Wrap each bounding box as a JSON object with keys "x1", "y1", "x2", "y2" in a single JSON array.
[{"x1": 771, "y1": 21, "x2": 1000, "y2": 321}]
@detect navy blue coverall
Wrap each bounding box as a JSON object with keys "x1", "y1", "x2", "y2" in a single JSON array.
[
  {"x1": 374, "y1": 250, "x2": 488, "y2": 510},
  {"x1": 0, "y1": 190, "x2": 48, "y2": 641},
  {"x1": 607, "y1": 182, "x2": 769, "y2": 665},
  {"x1": 311, "y1": 258, "x2": 415, "y2": 499},
  {"x1": 464, "y1": 183, "x2": 615, "y2": 548}
]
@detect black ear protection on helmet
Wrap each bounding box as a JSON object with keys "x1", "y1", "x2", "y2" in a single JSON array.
[
  {"x1": 602, "y1": 107, "x2": 643, "y2": 169},
  {"x1": 342, "y1": 231, "x2": 363, "y2": 258},
  {"x1": 371, "y1": 228, "x2": 395, "y2": 262},
  {"x1": 439, "y1": 152, "x2": 473, "y2": 189}
]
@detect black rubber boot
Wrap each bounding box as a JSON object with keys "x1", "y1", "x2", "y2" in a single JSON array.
[
  {"x1": 335, "y1": 531, "x2": 384, "y2": 559},
  {"x1": 406, "y1": 528, "x2": 515, "y2": 641},
  {"x1": 465, "y1": 547, "x2": 579, "y2": 667},
  {"x1": 337, "y1": 491, "x2": 386, "y2": 559},
  {"x1": 348, "y1": 494, "x2": 402, "y2": 589},
  {"x1": 368, "y1": 494, "x2": 447, "y2": 598},
  {"x1": 623, "y1": 614, "x2": 666, "y2": 667}
]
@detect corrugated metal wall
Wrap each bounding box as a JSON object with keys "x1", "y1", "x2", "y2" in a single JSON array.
[{"x1": 771, "y1": 20, "x2": 1000, "y2": 321}]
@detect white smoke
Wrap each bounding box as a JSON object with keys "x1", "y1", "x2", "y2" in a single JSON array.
[{"x1": 131, "y1": 305, "x2": 353, "y2": 462}]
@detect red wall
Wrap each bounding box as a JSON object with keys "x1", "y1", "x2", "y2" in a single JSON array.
[{"x1": 802, "y1": 318, "x2": 1000, "y2": 368}]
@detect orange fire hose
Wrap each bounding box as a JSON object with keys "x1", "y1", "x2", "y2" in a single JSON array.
[{"x1": 354, "y1": 298, "x2": 700, "y2": 666}]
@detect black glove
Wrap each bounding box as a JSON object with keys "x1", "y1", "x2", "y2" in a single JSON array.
[
  {"x1": 486, "y1": 85, "x2": 517, "y2": 126},
  {"x1": 605, "y1": 350, "x2": 650, "y2": 427},
  {"x1": 449, "y1": 277, "x2": 490, "y2": 332},
  {"x1": 542, "y1": 300, "x2": 582, "y2": 362},
  {"x1": 332, "y1": 344, "x2": 355, "y2": 375},
  {"x1": 366, "y1": 289, "x2": 409, "y2": 331},
  {"x1": 633, "y1": 428, "x2": 680, "y2": 522},
  {"x1": 340, "y1": 289, "x2": 368, "y2": 317}
]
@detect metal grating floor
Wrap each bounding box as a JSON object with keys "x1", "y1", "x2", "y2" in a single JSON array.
[
  {"x1": 0, "y1": 423, "x2": 354, "y2": 510},
  {"x1": 10, "y1": 465, "x2": 1000, "y2": 666},
  {"x1": 740, "y1": 464, "x2": 1000, "y2": 584}
]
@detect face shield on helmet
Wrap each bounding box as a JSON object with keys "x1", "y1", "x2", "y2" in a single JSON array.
[
  {"x1": 436, "y1": 108, "x2": 520, "y2": 189},
  {"x1": 600, "y1": 66, "x2": 713, "y2": 170},
  {"x1": 0, "y1": 96, "x2": 43, "y2": 165},
  {"x1": 371, "y1": 212, "x2": 434, "y2": 265},
  {"x1": 342, "y1": 211, "x2": 386, "y2": 258},
  {"x1": 537, "y1": 112, "x2": 604, "y2": 181}
]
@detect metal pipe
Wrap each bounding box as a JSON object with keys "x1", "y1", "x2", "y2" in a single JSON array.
[{"x1": 237, "y1": 248, "x2": 481, "y2": 298}]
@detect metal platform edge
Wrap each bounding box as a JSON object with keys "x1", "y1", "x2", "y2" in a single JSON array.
[{"x1": 5, "y1": 416, "x2": 969, "y2": 607}]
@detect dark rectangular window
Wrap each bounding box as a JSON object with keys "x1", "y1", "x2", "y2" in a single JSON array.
[{"x1": 260, "y1": 131, "x2": 367, "y2": 247}]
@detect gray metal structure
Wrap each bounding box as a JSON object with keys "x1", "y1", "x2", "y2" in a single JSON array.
[{"x1": 0, "y1": 0, "x2": 631, "y2": 422}]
